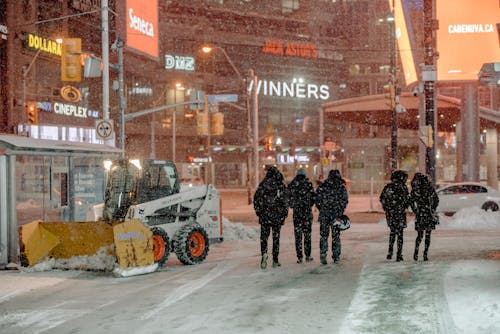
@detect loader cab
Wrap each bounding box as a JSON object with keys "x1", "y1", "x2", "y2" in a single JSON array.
[
  {"x1": 103, "y1": 159, "x2": 181, "y2": 221},
  {"x1": 136, "y1": 160, "x2": 180, "y2": 203}
]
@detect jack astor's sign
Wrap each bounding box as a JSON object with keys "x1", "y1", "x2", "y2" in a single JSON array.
[
  {"x1": 262, "y1": 40, "x2": 318, "y2": 59},
  {"x1": 26, "y1": 33, "x2": 61, "y2": 56}
]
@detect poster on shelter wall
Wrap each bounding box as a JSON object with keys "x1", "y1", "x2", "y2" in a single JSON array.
[
  {"x1": 436, "y1": 0, "x2": 500, "y2": 82},
  {"x1": 126, "y1": 0, "x2": 158, "y2": 58}
]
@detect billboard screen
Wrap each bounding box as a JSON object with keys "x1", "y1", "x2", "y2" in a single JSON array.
[
  {"x1": 436, "y1": 0, "x2": 500, "y2": 81},
  {"x1": 126, "y1": 0, "x2": 158, "y2": 58}
]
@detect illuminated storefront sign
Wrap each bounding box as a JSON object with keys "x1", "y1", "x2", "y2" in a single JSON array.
[
  {"x1": 36, "y1": 101, "x2": 99, "y2": 119},
  {"x1": 126, "y1": 0, "x2": 158, "y2": 58},
  {"x1": 262, "y1": 40, "x2": 318, "y2": 59},
  {"x1": 251, "y1": 79, "x2": 330, "y2": 100},
  {"x1": 165, "y1": 54, "x2": 195, "y2": 71},
  {"x1": 277, "y1": 154, "x2": 310, "y2": 164},
  {"x1": 26, "y1": 33, "x2": 61, "y2": 56}
]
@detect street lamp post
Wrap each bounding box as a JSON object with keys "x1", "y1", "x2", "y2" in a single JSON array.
[{"x1": 202, "y1": 45, "x2": 257, "y2": 201}]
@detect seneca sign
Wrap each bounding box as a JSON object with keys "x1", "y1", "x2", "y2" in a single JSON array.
[{"x1": 126, "y1": 0, "x2": 158, "y2": 58}]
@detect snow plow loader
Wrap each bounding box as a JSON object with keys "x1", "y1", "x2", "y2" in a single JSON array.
[{"x1": 19, "y1": 159, "x2": 222, "y2": 272}]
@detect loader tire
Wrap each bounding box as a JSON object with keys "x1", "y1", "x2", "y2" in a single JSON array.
[
  {"x1": 174, "y1": 223, "x2": 209, "y2": 265},
  {"x1": 151, "y1": 227, "x2": 170, "y2": 266}
]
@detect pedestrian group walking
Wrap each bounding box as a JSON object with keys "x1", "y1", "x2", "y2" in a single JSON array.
[{"x1": 254, "y1": 167, "x2": 439, "y2": 269}]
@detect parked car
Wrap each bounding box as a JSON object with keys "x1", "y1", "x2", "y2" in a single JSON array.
[{"x1": 436, "y1": 182, "x2": 500, "y2": 214}]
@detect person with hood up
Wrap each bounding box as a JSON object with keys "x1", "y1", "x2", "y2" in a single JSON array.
[
  {"x1": 315, "y1": 169, "x2": 348, "y2": 265},
  {"x1": 253, "y1": 166, "x2": 289, "y2": 269},
  {"x1": 379, "y1": 170, "x2": 411, "y2": 261},
  {"x1": 409, "y1": 172, "x2": 439, "y2": 261},
  {"x1": 287, "y1": 168, "x2": 315, "y2": 263}
]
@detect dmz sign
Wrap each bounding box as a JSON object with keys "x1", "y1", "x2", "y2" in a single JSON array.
[{"x1": 165, "y1": 54, "x2": 195, "y2": 71}]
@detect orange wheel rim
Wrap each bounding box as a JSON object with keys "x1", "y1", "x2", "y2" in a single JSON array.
[
  {"x1": 153, "y1": 235, "x2": 166, "y2": 261},
  {"x1": 188, "y1": 232, "x2": 205, "y2": 257}
]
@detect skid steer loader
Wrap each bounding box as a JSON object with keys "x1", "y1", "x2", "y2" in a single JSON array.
[
  {"x1": 99, "y1": 159, "x2": 222, "y2": 265},
  {"x1": 19, "y1": 159, "x2": 222, "y2": 271}
]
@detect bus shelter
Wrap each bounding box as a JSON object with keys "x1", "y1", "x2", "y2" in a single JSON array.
[{"x1": 0, "y1": 135, "x2": 122, "y2": 267}]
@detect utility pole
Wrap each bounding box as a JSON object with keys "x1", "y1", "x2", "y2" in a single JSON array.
[
  {"x1": 389, "y1": 9, "x2": 398, "y2": 171},
  {"x1": 101, "y1": 0, "x2": 110, "y2": 122},
  {"x1": 424, "y1": 0, "x2": 437, "y2": 184}
]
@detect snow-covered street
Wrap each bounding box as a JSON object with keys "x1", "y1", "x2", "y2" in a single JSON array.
[{"x1": 0, "y1": 194, "x2": 499, "y2": 334}]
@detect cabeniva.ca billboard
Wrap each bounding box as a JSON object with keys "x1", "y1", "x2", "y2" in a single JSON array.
[
  {"x1": 126, "y1": 0, "x2": 158, "y2": 58},
  {"x1": 436, "y1": 0, "x2": 500, "y2": 81}
]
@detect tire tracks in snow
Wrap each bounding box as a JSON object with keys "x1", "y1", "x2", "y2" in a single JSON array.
[{"x1": 140, "y1": 261, "x2": 236, "y2": 320}]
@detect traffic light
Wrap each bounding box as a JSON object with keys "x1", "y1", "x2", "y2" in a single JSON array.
[
  {"x1": 26, "y1": 102, "x2": 38, "y2": 125},
  {"x1": 211, "y1": 112, "x2": 224, "y2": 135},
  {"x1": 264, "y1": 136, "x2": 273, "y2": 151},
  {"x1": 383, "y1": 83, "x2": 395, "y2": 109},
  {"x1": 61, "y1": 38, "x2": 82, "y2": 82}
]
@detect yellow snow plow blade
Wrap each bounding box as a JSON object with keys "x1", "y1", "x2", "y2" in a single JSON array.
[{"x1": 20, "y1": 220, "x2": 154, "y2": 269}]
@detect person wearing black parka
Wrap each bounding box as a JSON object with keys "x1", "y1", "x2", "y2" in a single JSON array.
[
  {"x1": 410, "y1": 172, "x2": 439, "y2": 261},
  {"x1": 288, "y1": 168, "x2": 315, "y2": 264},
  {"x1": 380, "y1": 170, "x2": 411, "y2": 261},
  {"x1": 315, "y1": 169, "x2": 348, "y2": 265},
  {"x1": 253, "y1": 166, "x2": 289, "y2": 269}
]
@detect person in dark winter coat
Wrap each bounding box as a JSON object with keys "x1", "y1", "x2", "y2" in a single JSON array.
[
  {"x1": 287, "y1": 168, "x2": 315, "y2": 263},
  {"x1": 253, "y1": 166, "x2": 289, "y2": 269},
  {"x1": 380, "y1": 170, "x2": 411, "y2": 261},
  {"x1": 315, "y1": 169, "x2": 348, "y2": 265},
  {"x1": 409, "y1": 172, "x2": 439, "y2": 261}
]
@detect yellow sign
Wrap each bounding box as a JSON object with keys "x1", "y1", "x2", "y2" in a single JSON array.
[{"x1": 26, "y1": 33, "x2": 62, "y2": 56}]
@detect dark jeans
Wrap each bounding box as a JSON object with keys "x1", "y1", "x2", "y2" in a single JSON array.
[
  {"x1": 415, "y1": 230, "x2": 432, "y2": 254},
  {"x1": 388, "y1": 226, "x2": 404, "y2": 257},
  {"x1": 260, "y1": 224, "x2": 282, "y2": 262},
  {"x1": 319, "y1": 222, "x2": 341, "y2": 260},
  {"x1": 293, "y1": 221, "x2": 312, "y2": 260}
]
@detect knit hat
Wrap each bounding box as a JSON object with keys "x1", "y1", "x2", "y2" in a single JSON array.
[{"x1": 297, "y1": 168, "x2": 306, "y2": 176}]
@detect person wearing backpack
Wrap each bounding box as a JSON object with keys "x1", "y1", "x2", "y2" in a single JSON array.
[
  {"x1": 287, "y1": 168, "x2": 315, "y2": 264},
  {"x1": 253, "y1": 166, "x2": 289, "y2": 269},
  {"x1": 315, "y1": 169, "x2": 348, "y2": 265},
  {"x1": 379, "y1": 170, "x2": 411, "y2": 262}
]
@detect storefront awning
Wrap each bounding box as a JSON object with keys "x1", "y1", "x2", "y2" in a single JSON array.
[{"x1": 321, "y1": 93, "x2": 499, "y2": 131}]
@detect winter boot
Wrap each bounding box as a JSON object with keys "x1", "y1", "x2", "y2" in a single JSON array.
[
  {"x1": 272, "y1": 261, "x2": 281, "y2": 268},
  {"x1": 386, "y1": 253, "x2": 392, "y2": 260},
  {"x1": 260, "y1": 253, "x2": 268, "y2": 269},
  {"x1": 396, "y1": 255, "x2": 403, "y2": 262},
  {"x1": 297, "y1": 258, "x2": 303, "y2": 264},
  {"x1": 423, "y1": 252, "x2": 428, "y2": 261},
  {"x1": 320, "y1": 254, "x2": 327, "y2": 265},
  {"x1": 413, "y1": 247, "x2": 419, "y2": 261},
  {"x1": 305, "y1": 256, "x2": 314, "y2": 262}
]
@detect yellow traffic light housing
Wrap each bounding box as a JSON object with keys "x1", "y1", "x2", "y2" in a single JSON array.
[
  {"x1": 383, "y1": 83, "x2": 395, "y2": 109},
  {"x1": 26, "y1": 102, "x2": 38, "y2": 125},
  {"x1": 61, "y1": 38, "x2": 82, "y2": 82}
]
